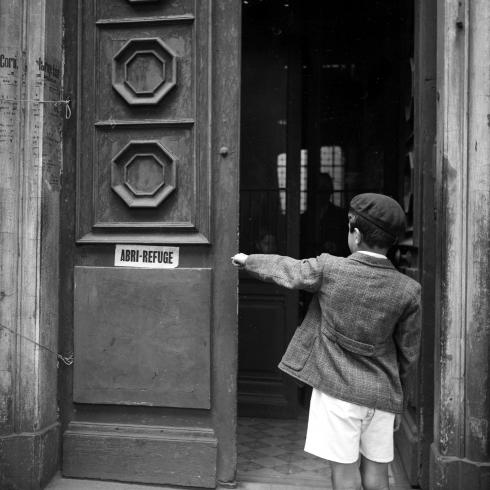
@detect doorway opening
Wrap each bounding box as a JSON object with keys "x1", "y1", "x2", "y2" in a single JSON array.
[{"x1": 238, "y1": 0, "x2": 416, "y2": 486}]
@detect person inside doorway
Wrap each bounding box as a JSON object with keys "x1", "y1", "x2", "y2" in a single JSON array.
[
  {"x1": 301, "y1": 172, "x2": 350, "y2": 258},
  {"x1": 232, "y1": 193, "x2": 421, "y2": 490},
  {"x1": 254, "y1": 227, "x2": 278, "y2": 254}
]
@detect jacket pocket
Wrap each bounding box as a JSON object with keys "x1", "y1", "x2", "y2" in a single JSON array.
[
  {"x1": 281, "y1": 325, "x2": 315, "y2": 371},
  {"x1": 322, "y1": 327, "x2": 376, "y2": 357}
]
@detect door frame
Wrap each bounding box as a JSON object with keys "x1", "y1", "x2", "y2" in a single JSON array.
[{"x1": 394, "y1": 0, "x2": 437, "y2": 487}]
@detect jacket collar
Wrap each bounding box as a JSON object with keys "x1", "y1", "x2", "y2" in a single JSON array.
[{"x1": 348, "y1": 251, "x2": 396, "y2": 270}]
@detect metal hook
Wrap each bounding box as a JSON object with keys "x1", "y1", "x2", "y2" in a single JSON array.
[{"x1": 65, "y1": 97, "x2": 72, "y2": 120}]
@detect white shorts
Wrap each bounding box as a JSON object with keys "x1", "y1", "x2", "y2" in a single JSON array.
[{"x1": 304, "y1": 389, "x2": 395, "y2": 464}]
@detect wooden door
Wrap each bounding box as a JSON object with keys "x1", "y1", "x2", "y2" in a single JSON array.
[
  {"x1": 60, "y1": 1, "x2": 240, "y2": 487},
  {"x1": 238, "y1": 1, "x2": 302, "y2": 418}
]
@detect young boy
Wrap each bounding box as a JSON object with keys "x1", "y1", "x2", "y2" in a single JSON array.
[{"x1": 232, "y1": 193, "x2": 421, "y2": 490}]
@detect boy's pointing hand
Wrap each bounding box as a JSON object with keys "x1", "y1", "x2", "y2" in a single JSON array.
[{"x1": 231, "y1": 253, "x2": 248, "y2": 267}]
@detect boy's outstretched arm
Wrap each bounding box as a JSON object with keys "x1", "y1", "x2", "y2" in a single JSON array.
[{"x1": 231, "y1": 253, "x2": 323, "y2": 292}]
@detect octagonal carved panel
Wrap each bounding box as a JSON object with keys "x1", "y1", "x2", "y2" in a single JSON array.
[
  {"x1": 77, "y1": 0, "x2": 212, "y2": 244},
  {"x1": 125, "y1": 52, "x2": 166, "y2": 96},
  {"x1": 112, "y1": 141, "x2": 177, "y2": 208},
  {"x1": 113, "y1": 38, "x2": 177, "y2": 105},
  {"x1": 124, "y1": 154, "x2": 165, "y2": 196}
]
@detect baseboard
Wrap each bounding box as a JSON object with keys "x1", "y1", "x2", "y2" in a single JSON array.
[
  {"x1": 430, "y1": 443, "x2": 490, "y2": 490},
  {"x1": 0, "y1": 422, "x2": 60, "y2": 490},
  {"x1": 238, "y1": 376, "x2": 298, "y2": 419},
  {"x1": 238, "y1": 392, "x2": 295, "y2": 418},
  {"x1": 63, "y1": 422, "x2": 217, "y2": 488}
]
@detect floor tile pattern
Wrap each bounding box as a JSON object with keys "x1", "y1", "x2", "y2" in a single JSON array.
[
  {"x1": 237, "y1": 416, "x2": 331, "y2": 487},
  {"x1": 237, "y1": 416, "x2": 412, "y2": 489}
]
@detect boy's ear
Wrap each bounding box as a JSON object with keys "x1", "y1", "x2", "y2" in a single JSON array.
[{"x1": 354, "y1": 227, "x2": 362, "y2": 245}]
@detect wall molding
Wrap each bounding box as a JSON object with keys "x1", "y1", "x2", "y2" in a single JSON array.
[{"x1": 63, "y1": 422, "x2": 217, "y2": 487}]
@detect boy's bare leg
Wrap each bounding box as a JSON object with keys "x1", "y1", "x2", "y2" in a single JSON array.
[
  {"x1": 359, "y1": 455, "x2": 390, "y2": 490},
  {"x1": 329, "y1": 461, "x2": 361, "y2": 490}
]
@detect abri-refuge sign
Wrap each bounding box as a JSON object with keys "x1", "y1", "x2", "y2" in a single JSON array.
[{"x1": 115, "y1": 244, "x2": 179, "y2": 269}]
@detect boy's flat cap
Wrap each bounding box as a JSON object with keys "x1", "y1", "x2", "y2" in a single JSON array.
[{"x1": 350, "y1": 193, "x2": 406, "y2": 239}]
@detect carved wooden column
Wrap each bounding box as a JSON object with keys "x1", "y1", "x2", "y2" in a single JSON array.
[
  {"x1": 0, "y1": 1, "x2": 63, "y2": 488},
  {"x1": 432, "y1": 0, "x2": 490, "y2": 488}
]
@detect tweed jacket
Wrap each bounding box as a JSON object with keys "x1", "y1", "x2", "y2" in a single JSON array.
[{"x1": 244, "y1": 252, "x2": 421, "y2": 413}]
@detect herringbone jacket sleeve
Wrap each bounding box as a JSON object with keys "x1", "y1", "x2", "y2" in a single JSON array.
[
  {"x1": 393, "y1": 285, "x2": 422, "y2": 406},
  {"x1": 244, "y1": 254, "x2": 324, "y2": 293}
]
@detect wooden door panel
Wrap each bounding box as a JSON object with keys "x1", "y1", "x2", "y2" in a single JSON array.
[
  {"x1": 95, "y1": 26, "x2": 193, "y2": 119},
  {"x1": 97, "y1": 0, "x2": 193, "y2": 20},
  {"x1": 238, "y1": 280, "x2": 298, "y2": 417},
  {"x1": 239, "y1": 291, "x2": 287, "y2": 373},
  {"x1": 73, "y1": 266, "x2": 211, "y2": 408},
  {"x1": 77, "y1": 0, "x2": 210, "y2": 244},
  {"x1": 63, "y1": 422, "x2": 217, "y2": 487},
  {"x1": 238, "y1": 1, "x2": 301, "y2": 419},
  {"x1": 92, "y1": 128, "x2": 194, "y2": 225},
  {"x1": 62, "y1": 0, "x2": 240, "y2": 486}
]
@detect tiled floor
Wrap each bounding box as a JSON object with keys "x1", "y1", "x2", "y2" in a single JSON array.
[
  {"x1": 237, "y1": 416, "x2": 330, "y2": 487},
  {"x1": 237, "y1": 416, "x2": 412, "y2": 489},
  {"x1": 46, "y1": 416, "x2": 412, "y2": 490}
]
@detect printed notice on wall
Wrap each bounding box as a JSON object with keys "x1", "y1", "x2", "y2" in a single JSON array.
[{"x1": 115, "y1": 245, "x2": 179, "y2": 269}]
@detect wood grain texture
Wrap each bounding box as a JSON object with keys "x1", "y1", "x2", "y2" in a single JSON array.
[
  {"x1": 73, "y1": 266, "x2": 211, "y2": 409},
  {"x1": 432, "y1": 0, "x2": 490, "y2": 486},
  {"x1": 435, "y1": 0, "x2": 468, "y2": 460},
  {"x1": 430, "y1": 444, "x2": 490, "y2": 490},
  {"x1": 0, "y1": 0, "x2": 23, "y2": 439},
  {"x1": 238, "y1": 281, "x2": 296, "y2": 418},
  {"x1": 76, "y1": 0, "x2": 211, "y2": 244},
  {"x1": 465, "y1": 0, "x2": 490, "y2": 464},
  {"x1": 210, "y1": 0, "x2": 241, "y2": 484},
  {"x1": 61, "y1": 0, "x2": 241, "y2": 487},
  {"x1": 0, "y1": 422, "x2": 60, "y2": 490},
  {"x1": 0, "y1": 0, "x2": 63, "y2": 486},
  {"x1": 412, "y1": 0, "x2": 437, "y2": 487},
  {"x1": 63, "y1": 422, "x2": 217, "y2": 487},
  {"x1": 96, "y1": 15, "x2": 195, "y2": 26},
  {"x1": 96, "y1": 0, "x2": 193, "y2": 20}
]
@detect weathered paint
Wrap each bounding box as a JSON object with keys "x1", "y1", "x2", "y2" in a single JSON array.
[
  {"x1": 432, "y1": 0, "x2": 490, "y2": 486},
  {"x1": 465, "y1": 0, "x2": 490, "y2": 462},
  {"x1": 60, "y1": 0, "x2": 241, "y2": 486},
  {"x1": 0, "y1": 0, "x2": 63, "y2": 487},
  {"x1": 208, "y1": 0, "x2": 241, "y2": 483},
  {"x1": 0, "y1": 0, "x2": 22, "y2": 442},
  {"x1": 435, "y1": 0, "x2": 468, "y2": 459}
]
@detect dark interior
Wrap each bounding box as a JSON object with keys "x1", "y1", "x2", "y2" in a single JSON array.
[{"x1": 238, "y1": 0, "x2": 414, "y2": 418}]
